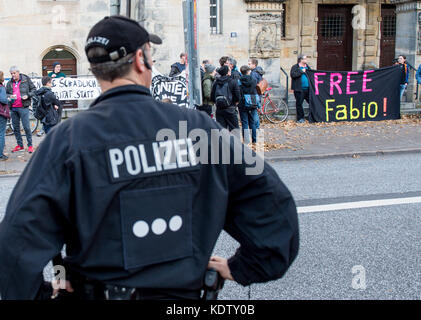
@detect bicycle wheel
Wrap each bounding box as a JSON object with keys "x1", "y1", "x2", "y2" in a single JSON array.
[
  {"x1": 264, "y1": 99, "x2": 289, "y2": 123},
  {"x1": 29, "y1": 108, "x2": 39, "y2": 134}
]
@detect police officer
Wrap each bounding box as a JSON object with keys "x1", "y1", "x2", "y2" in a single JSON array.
[{"x1": 0, "y1": 16, "x2": 299, "y2": 300}]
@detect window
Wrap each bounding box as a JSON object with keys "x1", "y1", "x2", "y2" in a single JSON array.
[
  {"x1": 320, "y1": 15, "x2": 345, "y2": 38},
  {"x1": 210, "y1": 0, "x2": 222, "y2": 34},
  {"x1": 382, "y1": 14, "x2": 396, "y2": 38}
]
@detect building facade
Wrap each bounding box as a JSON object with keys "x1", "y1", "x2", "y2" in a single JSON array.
[{"x1": 0, "y1": 0, "x2": 419, "y2": 104}]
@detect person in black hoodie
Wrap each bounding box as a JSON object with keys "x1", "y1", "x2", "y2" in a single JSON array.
[
  {"x1": 211, "y1": 65, "x2": 241, "y2": 131},
  {"x1": 238, "y1": 65, "x2": 259, "y2": 144},
  {"x1": 35, "y1": 76, "x2": 62, "y2": 134}
]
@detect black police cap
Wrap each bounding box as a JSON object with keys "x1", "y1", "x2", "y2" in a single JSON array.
[{"x1": 85, "y1": 15, "x2": 162, "y2": 64}]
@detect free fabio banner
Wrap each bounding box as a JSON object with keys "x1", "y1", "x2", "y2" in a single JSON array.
[{"x1": 307, "y1": 66, "x2": 402, "y2": 122}]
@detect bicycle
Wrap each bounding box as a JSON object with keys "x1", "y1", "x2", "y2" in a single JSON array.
[
  {"x1": 6, "y1": 107, "x2": 39, "y2": 136},
  {"x1": 258, "y1": 87, "x2": 289, "y2": 124}
]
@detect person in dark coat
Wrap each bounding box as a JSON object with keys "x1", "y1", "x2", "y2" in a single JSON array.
[
  {"x1": 169, "y1": 53, "x2": 186, "y2": 77},
  {"x1": 238, "y1": 65, "x2": 259, "y2": 144},
  {"x1": 211, "y1": 65, "x2": 241, "y2": 131},
  {"x1": 35, "y1": 76, "x2": 62, "y2": 134},
  {"x1": 0, "y1": 16, "x2": 299, "y2": 301},
  {"x1": 290, "y1": 54, "x2": 311, "y2": 123}
]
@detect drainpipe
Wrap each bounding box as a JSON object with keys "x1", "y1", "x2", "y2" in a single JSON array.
[
  {"x1": 137, "y1": 0, "x2": 146, "y2": 26},
  {"x1": 110, "y1": 0, "x2": 120, "y2": 16}
]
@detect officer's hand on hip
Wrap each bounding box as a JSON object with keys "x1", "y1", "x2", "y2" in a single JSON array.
[
  {"x1": 51, "y1": 280, "x2": 74, "y2": 299},
  {"x1": 208, "y1": 256, "x2": 234, "y2": 281}
]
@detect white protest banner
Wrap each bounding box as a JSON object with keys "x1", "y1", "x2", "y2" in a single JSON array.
[{"x1": 5, "y1": 77, "x2": 102, "y2": 101}]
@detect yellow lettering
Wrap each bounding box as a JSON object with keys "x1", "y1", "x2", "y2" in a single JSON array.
[
  {"x1": 326, "y1": 99, "x2": 335, "y2": 122},
  {"x1": 368, "y1": 102, "x2": 378, "y2": 118},
  {"x1": 336, "y1": 105, "x2": 348, "y2": 121},
  {"x1": 350, "y1": 98, "x2": 360, "y2": 120}
]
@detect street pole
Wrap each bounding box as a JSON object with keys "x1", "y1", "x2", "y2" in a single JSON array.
[{"x1": 182, "y1": 0, "x2": 202, "y2": 109}]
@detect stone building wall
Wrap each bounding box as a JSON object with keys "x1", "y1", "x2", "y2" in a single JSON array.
[{"x1": 0, "y1": 0, "x2": 111, "y2": 77}]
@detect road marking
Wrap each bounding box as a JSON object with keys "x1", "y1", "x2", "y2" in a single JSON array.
[{"x1": 297, "y1": 196, "x2": 421, "y2": 213}]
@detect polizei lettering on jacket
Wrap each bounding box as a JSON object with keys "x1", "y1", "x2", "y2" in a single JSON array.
[{"x1": 107, "y1": 138, "x2": 198, "y2": 182}]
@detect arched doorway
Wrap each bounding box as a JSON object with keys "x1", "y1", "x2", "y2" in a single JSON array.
[{"x1": 42, "y1": 47, "x2": 77, "y2": 108}]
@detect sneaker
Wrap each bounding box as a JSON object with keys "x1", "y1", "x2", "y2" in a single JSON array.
[
  {"x1": 0, "y1": 155, "x2": 8, "y2": 161},
  {"x1": 297, "y1": 119, "x2": 305, "y2": 123},
  {"x1": 37, "y1": 131, "x2": 44, "y2": 137},
  {"x1": 28, "y1": 146, "x2": 34, "y2": 153},
  {"x1": 12, "y1": 145, "x2": 24, "y2": 153}
]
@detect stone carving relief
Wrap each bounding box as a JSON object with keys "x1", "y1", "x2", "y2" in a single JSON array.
[{"x1": 249, "y1": 13, "x2": 282, "y2": 58}]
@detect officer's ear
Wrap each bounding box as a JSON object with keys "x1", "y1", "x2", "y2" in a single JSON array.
[{"x1": 134, "y1": 48, "x2": 147, "y2": 73}]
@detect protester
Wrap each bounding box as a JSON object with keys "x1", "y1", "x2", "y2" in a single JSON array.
[
  {"x1": 6, "y1": 66, "x2": 36, "y2": 153},
  {"x1": 200, "y1": 59, "x2": 210, "y2": 80},
  {"x1": 215, "y1": 56, "x2": 230, "y2": 79},
  {"x1": 211, "y1": 65, "x2": 240, "y2": 131},
  {"x1": 398, "y1": 55, "x2": 409, "y2": 100},
  {"x1": 248, "y1": 58, "x2": 265, "y2": 84},
  {"x1": 35, "y1": 76, "x2": 62, "y2": 134},
  {"x1": 48, "y1": 62, "x2": 67, "y2": 78},
  {"x1": 0, "y1": 71, "x2": 9, "y2": 161},
  {"x1": 169, "y1": 53, "x2": 186, "y2": 77},
  {"x1": 219, "y1": 56, "x2": 230, "y2": 68},
  {"x1": 238, "y1": 65, "x2": 259, "y2": 144},
  {"x1": 198, "y1": 64, "x2": 216, "y2": 117},
  {"x1": 228, "y1": 57, "x2": 241, "y2": 81},
  {"x1": 416, "y1": 64, "x2": 421, "y2": 85},
  {"x1": 290, "y1": 54, "x2": 311, "y2": 123}
]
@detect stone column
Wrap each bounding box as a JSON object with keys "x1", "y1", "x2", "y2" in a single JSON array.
[{"x1": 390, "y1": 0, "x2": 421, "y2": 102}]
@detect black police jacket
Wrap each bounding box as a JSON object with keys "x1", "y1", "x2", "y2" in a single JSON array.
[{"x1": 0, "y1": 85, "x2": 299, "y2": 299}]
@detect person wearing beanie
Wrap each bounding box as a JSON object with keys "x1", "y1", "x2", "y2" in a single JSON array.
[
  {"x1": 197, "y1": 64, "x2": 217, "y2": 117},
  {"x1": 48, "y1": 62, "x2": 67, "y2": 79}
]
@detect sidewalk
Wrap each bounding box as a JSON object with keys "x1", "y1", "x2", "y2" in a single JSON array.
[
  {"x1": 261, "y1": 115, "x2": 421, "y2": 161},
  {"x1": 1, "y1": 115, "x2": 421, "y2": 176}
]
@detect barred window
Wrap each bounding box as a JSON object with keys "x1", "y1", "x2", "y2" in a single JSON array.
[
  {"x1": 210, "y1": 0, "x2": 222, "y2": 34},
  {"x1": 320, "y1": 15, "x2": 345, "y2": 38},
  {"x1": 382, "y1": 14, "x2": 396, "y2": 38}
]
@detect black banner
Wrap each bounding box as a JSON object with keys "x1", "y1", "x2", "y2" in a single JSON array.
[
  {"x1": 307, "y1": 66, "x2": 401, "y2": 122},
  {"x1": 151, "y1": 74, "x2": 188, "y2": 108}
]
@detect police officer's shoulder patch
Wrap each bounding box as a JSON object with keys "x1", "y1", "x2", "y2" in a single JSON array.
[{"x1": 119, "y1": 184, "x2": 193, "y2": 269}]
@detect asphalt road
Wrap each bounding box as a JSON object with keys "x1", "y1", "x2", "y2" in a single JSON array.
[{"x1": 1, "y1": 153, "x2": 420, "y2": 300}]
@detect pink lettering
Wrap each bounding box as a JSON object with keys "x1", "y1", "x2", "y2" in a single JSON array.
[
  {"x1": 330, "y1": 73, "x2": 343, "y2": 96},
  {"x1": 346, "y1": 72, "x2": 358, "y2": 95},
  {"x1": 314, "y1": 73, "x2": 326, "y2": 95},
  {"x1": 362, "y1": 70, "x2": 374, "y2": 93}
]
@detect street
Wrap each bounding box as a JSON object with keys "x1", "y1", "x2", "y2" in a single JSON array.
[{"x1": 1, "y1": 153, "x2": 421, "y2": 300}]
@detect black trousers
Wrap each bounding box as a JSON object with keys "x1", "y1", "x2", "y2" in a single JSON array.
[
  {"x1": 216, "y1": 106, "x2": 239, "y2": 131},
  {"x1": 294, "y1": 89, "x2": 309, "y2": 121}
]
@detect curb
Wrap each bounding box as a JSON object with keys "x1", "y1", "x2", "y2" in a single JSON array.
[{"x1": 265, "y1": 148, "x2": 421, "y2": 162}]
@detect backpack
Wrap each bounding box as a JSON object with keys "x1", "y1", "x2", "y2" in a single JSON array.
[
  {"x1": 243, "y1": 94, "x2": 261, "y2": 109},
  {"x1": 256, "y1": 78, "x2": 268, "y2": 95},
  {"x1": 33, "y1": 94, "x2": 48, "y2": 120},
  {"x1": 214, "y1": 81, "x2": 233, "y2": 109}
]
